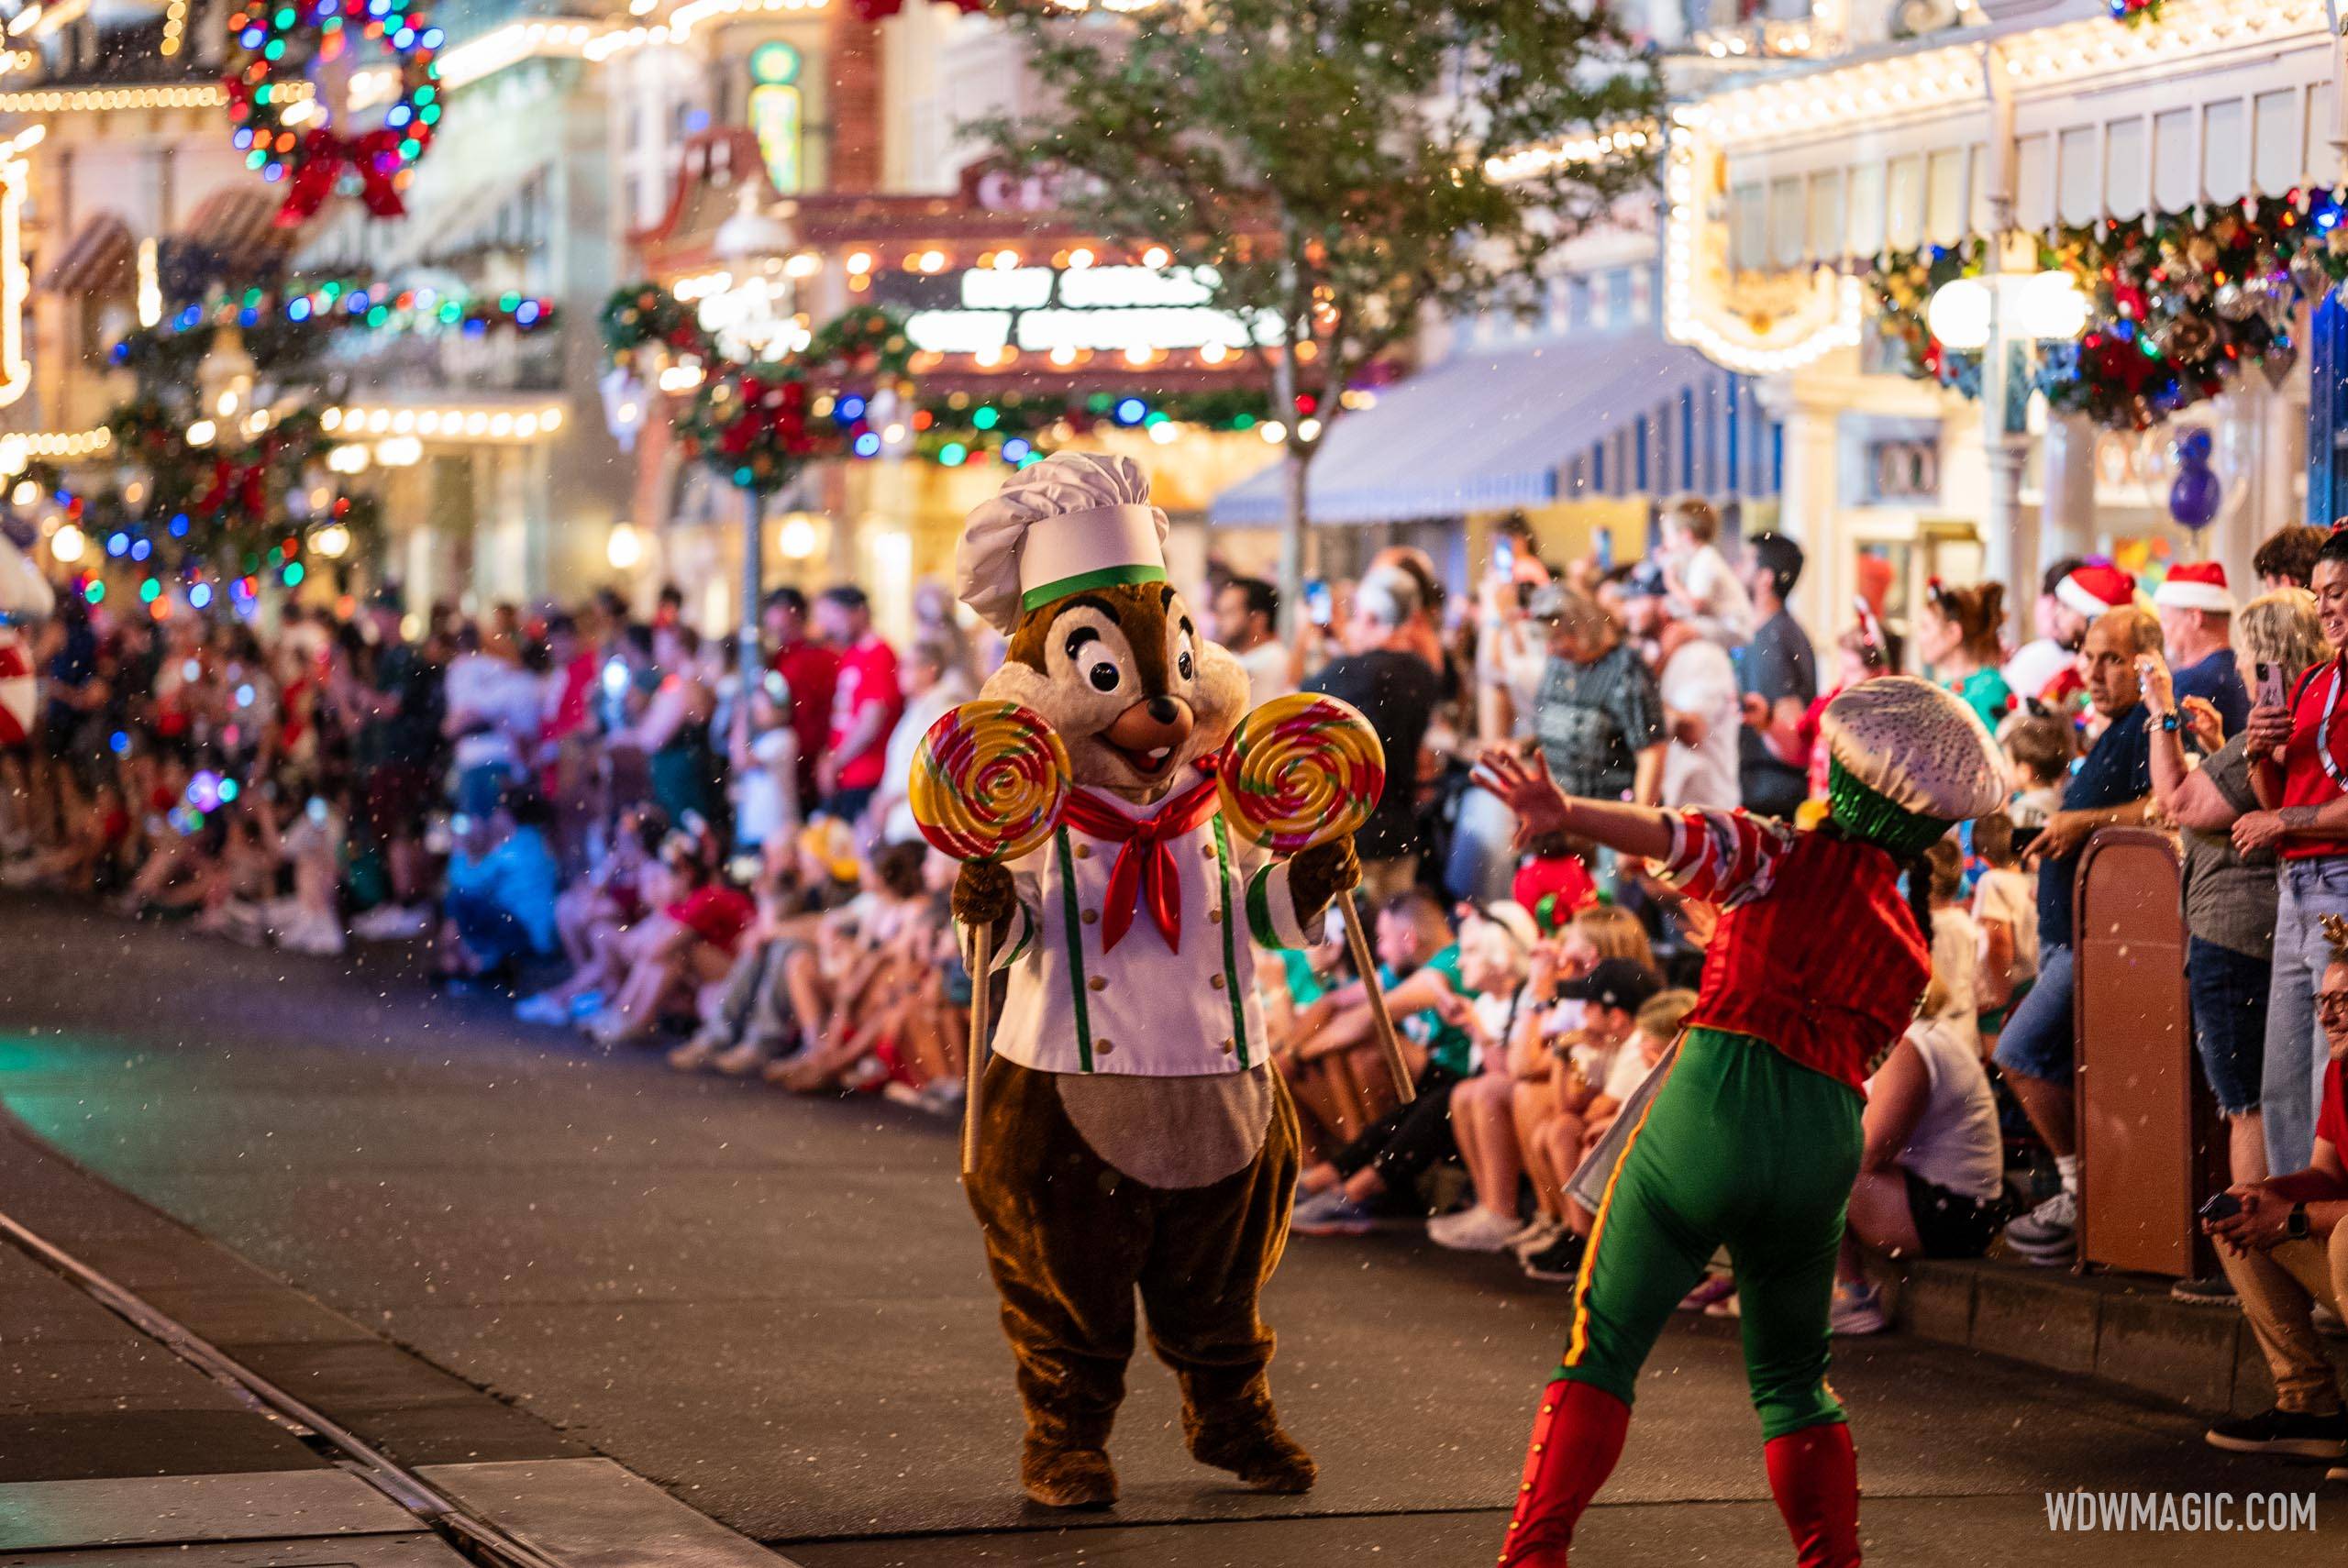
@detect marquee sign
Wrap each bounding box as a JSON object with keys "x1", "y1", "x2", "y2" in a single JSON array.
[{"x1": 883, "y1": 264, "x2": 1280, "y2": 358}]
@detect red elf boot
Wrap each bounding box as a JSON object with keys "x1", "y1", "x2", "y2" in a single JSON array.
[
  {"x1": 1495, "y1": 1379, "x2": 1631, "y2": 1568},
  {"x1": 1763, "y1": 1420, "x2": 1862, "y2": 1567}
]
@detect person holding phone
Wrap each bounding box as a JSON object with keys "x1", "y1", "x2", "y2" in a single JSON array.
[
  {"x1": 2141, "y1": 591, "x2": 2327, "y2": 1304},
  {"x1": 2154, "y1": 562, "x2": 2251, "y2": 738},
  {"x1": 2199, "y1": 912, "x2": 2348, "y2": 1475}
]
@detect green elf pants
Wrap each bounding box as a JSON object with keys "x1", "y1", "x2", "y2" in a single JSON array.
[{"x1": 1558, "y1": 1026, "x2": 1864, "y2": 1441}]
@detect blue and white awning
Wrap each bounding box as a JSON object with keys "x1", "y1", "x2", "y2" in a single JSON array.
[{"x1": 1209, "y1": 334, "x2": 1779, "y2": 526}]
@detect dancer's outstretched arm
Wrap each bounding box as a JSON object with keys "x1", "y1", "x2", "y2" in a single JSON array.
[{"x1": 1473, "y1": 745, "x2": 1674, "y2": 861}]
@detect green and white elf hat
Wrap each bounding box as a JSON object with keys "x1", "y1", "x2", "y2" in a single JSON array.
[
  {"x1": 1819, "y1": 675, "x2": 2009, "y2": 858},
  {"x1": 956, "y1": 451, "x2": 1171, "y2": 635}
]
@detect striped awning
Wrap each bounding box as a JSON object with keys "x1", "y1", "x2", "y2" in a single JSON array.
[
  {"x1": 1209, "y1": 334, "x2": 1779, "y2": 527},
  {"x1": 36, "y1": 211, "x2": 132, "y2": 294},
  {"x1": 177, "y1": 186, "x2": 296, "y2": 262}
]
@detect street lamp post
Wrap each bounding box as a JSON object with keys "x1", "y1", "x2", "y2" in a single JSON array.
[{"x1": 713, "y1": 187, "x2": 799, "y2": 712}]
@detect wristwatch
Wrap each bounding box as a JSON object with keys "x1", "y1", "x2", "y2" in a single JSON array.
[
  {"x1": 2287, "y1": 1201, "x2": 2311, "y2": 1242},
  {"x1": 2157, "y1": 712, "x2": 2183, "y2": 733}
]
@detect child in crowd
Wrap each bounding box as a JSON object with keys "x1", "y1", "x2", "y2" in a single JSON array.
[
  {"x1": 437, "y1": 791, "x2": 562, "y2": 989},
  {"x1": 1656, "y1": 494, "x2": 1753, "y2": 646},
  {"x1": 2002, "y1": 714, "x2": 2074, "y2": 829},
  {"x1": 1514, "y1": 959, "x2": 1666, "y2": 1282},
  {"x1": 518, "y1": 804, "x2": 670, "y2": 1026},
  {"x1": 1969, "y1": 812, "x2": 2037, "y2": 1055},
  {"x1": 1923, "y1": 838, "x2": 1981, "y2": 1057},
  {"x1": 1292, "y1": 902, "x2": 1540, "y2": 1238},
  {"x1": 729, "y1": 674, "x2": 803, "y2": 875}
]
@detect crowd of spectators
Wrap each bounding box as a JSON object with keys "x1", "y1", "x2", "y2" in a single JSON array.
[{"x1": 1, "y1": 502, "x2": 2344, "y2": 1478}]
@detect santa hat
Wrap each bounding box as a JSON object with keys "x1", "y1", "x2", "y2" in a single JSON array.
[
  {"x1": 2056, "y1": 562, "x2": 2138, "y2": 620},
  {"x1": 955, "y1": 452, "x2": 1171, "y2": 635},
  {"x1": 2152, "y1": 560, "x2": 2235, "y2": 614}
]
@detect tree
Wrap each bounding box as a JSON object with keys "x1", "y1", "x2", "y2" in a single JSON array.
[{"x1": 972, "y1": 0, "x2": 1661, "y2": 616}]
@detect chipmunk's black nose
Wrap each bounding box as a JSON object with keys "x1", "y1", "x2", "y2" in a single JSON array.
[{"x1": 1146, "y1": 696, "x2": 1180, "y2": 725}]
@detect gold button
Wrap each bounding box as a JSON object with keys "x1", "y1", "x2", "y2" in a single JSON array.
[
  {"x1": 1202, "y1": 843, "x2": 1217, "y2": 859},
  {"x1": 1210, "y1": 973, "x2": 1226, "y2": 990},
  {"x1": 1088, "y1": 976, "x2": 1107, "y2": 992},
  {"x1": 1209, "y1": 907, "x2": 1224, "y2": 924},
  {"x1": 1075, "y1": 843, "x2": 1092, "y2": 860},
  {"x1": 1221, "y1": 1036, "x2": 1235, "y2": 1054},
  {"x1": 1096, "y1": 1039, "x2": 1113, "y2": 1055},
  {"x1": 1082, "y1": 909, "x2": 1099, "y2": 925}
]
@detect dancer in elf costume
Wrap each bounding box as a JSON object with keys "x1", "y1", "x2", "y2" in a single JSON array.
[{"x1": 1475, "y1": 675, "x2": 2006, "y2": 1567}]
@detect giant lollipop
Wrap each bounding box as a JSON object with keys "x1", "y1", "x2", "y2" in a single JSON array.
[
  {"x1": 912, "y1": 700, "x2": 1072, "y2": 1171},
  {"x1": 1217, "y1": 692, "x2": 1415, "y2": 1104}
]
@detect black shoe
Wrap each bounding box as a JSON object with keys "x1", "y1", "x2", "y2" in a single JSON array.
[
  {"x1": 2206, "y1": 1408, "x2": 2348, "y2": 1459},
  {"x1": 2170, "y1": 1274, "x2": 2238, "y2": 1308},
  {"x1": 1521, "y1": 1231, "x2": 1589, "y2": 1283}
]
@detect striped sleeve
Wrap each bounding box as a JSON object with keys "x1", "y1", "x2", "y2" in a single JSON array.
[{"x1": 1655, "y1": 809, "x2": 1796, "y2": 908}]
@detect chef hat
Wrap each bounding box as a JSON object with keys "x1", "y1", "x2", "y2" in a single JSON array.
[
  {"x1": 956, "y1": 452, "x2": 1171, "y2": 635},
  {"x1": 1819, "y1": 675, "x2": 2009, "y2": 857}
]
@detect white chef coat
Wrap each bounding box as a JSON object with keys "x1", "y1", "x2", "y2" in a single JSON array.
[{"x1": 984, "y1": 765, "x2": 1318, "y2": 1076}]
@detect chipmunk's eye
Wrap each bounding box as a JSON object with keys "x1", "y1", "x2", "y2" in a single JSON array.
[
  {"x1": 1177, "y1": 651, "x2": 1194, "y2": 680},
  {"x1": 1089, "y1": 661, "x2": 1120, "y2": 692},
  {"x1": 1068, "y1": 636, "x2": 1122, "y2": 692}
]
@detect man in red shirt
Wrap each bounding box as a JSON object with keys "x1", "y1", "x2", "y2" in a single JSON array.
[
  {"x1": 763, "y1": 588, "x2": 837, "y2": 809},
  {"x1": 2203, "y1": 918, "x2": 2348, "y2": 1474},
  {"x1": 814, "y1": 584, "x2": 903, "y2": 823},
  {"x1": 2239, "y1": 529, "x2": 2348, "y2": 1174}
]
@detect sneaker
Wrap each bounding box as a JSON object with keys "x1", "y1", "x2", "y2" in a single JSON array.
[
  {"x1": 515, "y1": 993, "x2": 570, "y2": 1028},
  {"x1": 350, "y1": 903, "x2": 431, "y2": 941},
  {"x1": 1520, "y1": 1231, "x2": 1589, "y2": 1283},
  {"x1": 666, "y1": 1036, "x2": 723, "y2": 1071},
  {"x1": 1427, "y1": 1206, "x2": 1527, "y2": 1253},
  {"x1": 1291, "y1": 1197, "x2": 1379, "y2": 1237},
  {"x1": 1830, "y1": 1280, "x2": 1888, "y2": 1336},
  {"x1": 1510, "y1": 1214, "x2": 1567, "y2": 1261},
  {"x1": 1705, "y1": 1291, "x2": 1743, "y2": 1319},
  {"x1": 914, "y1": 1078, "x2": 966, "y2": 1118},
  {"x1": 565, "y1": 990, "x2": 606, "y2": 1022},
  {"x1": 712, "y1": 1038, "x2": 776, "y2": 1077},
  {"x1": 275, "y1": 909, "x2": 345, "y2": 956},
  {"x1": 1290, "y1": 1187, "x2": 1348, "y2": 1225},
  {"x1": 2170, "y1": 1274, "x2": 2238, "y2": 1308},
  {"x1": 0, "y1": 859, "x2": 43, "y2": 889},
  {"x1": 1678, "y1": 1274, "x2": 1738, "y2": 1313},
  {"x1": 2204, "y1": 1408, "x2": 2348, "y2": 1460},
  {"x1": 2004, "y1": 1187, "x2": 2077, "y2": 1262},
  {"x1": 199, "y1": 900, "x2": 267, "y2": 945}
]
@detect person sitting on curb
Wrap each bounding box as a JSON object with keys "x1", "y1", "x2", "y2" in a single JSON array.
[{"x1": 2202, "y1": 912, "x2": 2348, "y2": 1478}]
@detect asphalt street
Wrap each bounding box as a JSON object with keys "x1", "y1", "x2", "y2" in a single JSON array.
[{"x1": 0, "y1": 897, "x2": 2342, "y2": 1565}]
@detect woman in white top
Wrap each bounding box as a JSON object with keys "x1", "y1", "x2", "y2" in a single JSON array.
[
  {"x1": 1831, "y1": 979, "x2": 2007, "y2": 1333},
  {"x1": 869, "y1": 638, "x2": 973, "y2": 848}
]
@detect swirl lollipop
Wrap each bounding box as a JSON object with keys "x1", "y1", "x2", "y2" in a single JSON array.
[
  {"x1": 1215, "y1": 692, "x2": 1414, "y2": 1104},
  {"x1": 910, "y1": 700, "x2": 1070, "y2": 1174},
  {"x1": 911, "y1": 701, "x2": 1071, "y2": 865},
  {"x1": 1216, "y1": 692, "x2": 1387, "y2": 854}
]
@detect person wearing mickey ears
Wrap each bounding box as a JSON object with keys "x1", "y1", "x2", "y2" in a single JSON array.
[
  {"x1": 2201, "y1": 912, "x2": 2348, "y2": 1480},
  {"x1": 1477, "y1": 674, "x2": 2005, "y2": 1568}
]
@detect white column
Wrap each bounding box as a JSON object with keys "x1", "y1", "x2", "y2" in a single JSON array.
[
  {"x1": 2039, "y1": 413, "x2": 2098, "y2": 567},
  {"x1": 1755, "y1": 373, "x2": 1842, "y2": 643}
]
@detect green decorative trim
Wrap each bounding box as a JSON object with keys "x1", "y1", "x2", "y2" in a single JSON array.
[
  {"x1": 1054, "y1": 828, "x2": 1093, "y2": 1073},
  {"x1": 1002, "y1": 905, "x2": 1035, "y2": 966},
  {"x1": 1213, "y1": 817, "x2": 1250, "y2": 1068},
  {"x1": 1826, "y1": 757, "x2": 1954, "y2": 858},
  {"x1": 1246, "y1": 866, "x2": 1282, "y2": 952},
  {"x1": 1021, "y1": 563, "x2": 1168, "y2": 612}
]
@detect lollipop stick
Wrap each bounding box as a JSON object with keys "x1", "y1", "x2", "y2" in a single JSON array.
[
  {"x1": 1335, "y1": 887, "x2": 1417, "y2": 1105},
  {"x1": 961, "y1": 915, "x2": 995, "y2": 1176}
]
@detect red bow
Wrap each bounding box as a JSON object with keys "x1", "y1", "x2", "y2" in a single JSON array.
[
  {"x1": 273, "y1": 127, "x2": 410, "y2": 228},
  {"x1": 1057, "y1": 772, "x2": 1224, "y2": 955}
]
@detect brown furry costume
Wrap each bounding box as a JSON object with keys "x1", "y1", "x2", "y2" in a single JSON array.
[{"x1": 949, "y1": 457, "x2": 1355, "y2": 1509}]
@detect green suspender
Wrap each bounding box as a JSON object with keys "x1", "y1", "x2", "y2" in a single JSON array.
[{"x1": 1053, "y1": 827, "x2": 1094, "y2": 1073}]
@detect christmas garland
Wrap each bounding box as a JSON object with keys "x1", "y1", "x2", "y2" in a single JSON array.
[
  {"x1": 907, "y1": 386, "x2": 1277, "y2": 465},
  {"x1": 1866, "y1": 193, "x2": 2348, "y2": 431},
  {"x1": 680, "y1": 364, "x2": 824, "y2": 494},
  {"x1": 803, "y1": 307, "x2": 916, "y2": 387},
  {"x1": 225, "y1": 0, "x2": 445, "y2": 226},
  {"x1": 600, "y1": 282, "x2": 709, "y2": 362},
  {"x1": 1866, "y1": 240, "x2": 1984, "y2": 399}
]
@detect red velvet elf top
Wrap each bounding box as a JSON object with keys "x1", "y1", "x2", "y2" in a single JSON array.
[{"x1": 1656, "y1": 809, "x2": 1931, "y2": 1092}]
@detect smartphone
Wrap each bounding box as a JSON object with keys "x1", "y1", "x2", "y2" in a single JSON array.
[
  {"x1": 1304, "y1": 579, "x2": 1333, "y2": 627},
  {"x1": 2010, "y1": 824, "x2": 2043, "y2": 857},
  {"x1": 1494, "y1": 536, "x2": 1515, "y2": 580},
  {"x1": 2256, "y1": 660, "x2": 2289, "y2": 712},
  {"x1": 601, "y1": 657, "x2": 630, "y2": 697},
  {"x1": 1594, "y1": 528, "x2": 1615, "y2": 573},
  {"x1": 2198, "y1": 1191, "x2": 2243, "y2": 1224},
  {"x1": 306, "y1": 796, "x2": 328, "y2": 824},
  {"x1": 763, "y1": 668, "x2": 788, "y2": 701}
]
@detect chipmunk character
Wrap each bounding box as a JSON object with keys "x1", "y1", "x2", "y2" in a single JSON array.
[{"x1": 952, "y1": 452, "x2": 1358, "y2": 1510}]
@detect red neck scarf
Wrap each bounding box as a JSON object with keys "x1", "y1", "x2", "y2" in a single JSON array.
[{"x1": 1058, "y1": 769, "x2": 1224, "y2": 955}]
